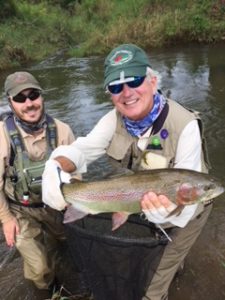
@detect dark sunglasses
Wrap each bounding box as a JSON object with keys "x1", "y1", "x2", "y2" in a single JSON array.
[
  {"x1": 107, "y1": 76, "x2": 146, "y2": 95},
  {"x1": 12, "y1": 90, "x2": 41, "y2": 103}
]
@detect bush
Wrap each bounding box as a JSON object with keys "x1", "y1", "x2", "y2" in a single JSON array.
[{"x1": 0, "y1": 0, "x2": 18, "y2": 21}]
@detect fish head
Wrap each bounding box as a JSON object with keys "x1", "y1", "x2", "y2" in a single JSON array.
[
  {"x1": 198, "y1": 178, "x2": 225, "y2": 203},
  {"x1": 176, "y1": 178, "x2": 224, "y2": 205}
]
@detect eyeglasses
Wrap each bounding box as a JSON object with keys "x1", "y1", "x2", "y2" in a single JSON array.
[
  {"x1": 107, "y1": 76, "x2": 146, "y2": 95},
  {"x1": 12, "y1": 90, "x2": 41, "y2": 103}
]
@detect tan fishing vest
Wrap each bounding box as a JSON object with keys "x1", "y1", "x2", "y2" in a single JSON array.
[{"x1": 106, "y1": 99, "x2": 209, "y2": 173}]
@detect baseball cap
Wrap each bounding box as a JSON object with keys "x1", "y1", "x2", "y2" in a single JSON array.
[
  {"x1": 4, "y1": 71, "x2": 42, "y2": 97},
  {"x1": 104, "y1": 44, "x2": 151, "y2": 88}
]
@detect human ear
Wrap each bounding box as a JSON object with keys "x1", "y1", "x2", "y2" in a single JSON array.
[{"x1": 150, "y1": 76, "x2": 158, "y2": 94}]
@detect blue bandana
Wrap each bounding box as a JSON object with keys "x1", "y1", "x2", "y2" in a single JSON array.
[{"x1": 123, "y1": 92, "x2": 166, "y2": 137}]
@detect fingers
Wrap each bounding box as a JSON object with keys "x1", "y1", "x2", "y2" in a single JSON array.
[
  {"x1": 141, "y1": 192, "x2": 172, "y2": 208},
  {"x1": 158, "y1": 194, "x2": 177, "y2": 213},
  {"x1": 141, "y1": 192, "x2": 158, "y2": 210},
  {"x1": 6, "y1": 237, "x2": 15, "y2": 247},
  {"x1": 3, "y1": 219, "x2": 20, "y2": 247},
  {"x1": 141, "y1": 192, "x2": 178, "y2": 224},
  {"x1": 141, "y1": 191, "x2": 197, "y2": 227},
  {"x1": 4, "y1": 228, "x2": 16, "y2": 247},
  {"x1": 141, "y1": 192, "x2": 177, "y2": 215}
]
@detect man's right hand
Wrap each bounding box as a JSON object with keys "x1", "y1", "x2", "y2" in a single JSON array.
[
  {"x1": 3, "y1": 217, "x2": 19, "y2": 247},
  {"x1": 42, "y1": 159, "x2": 71, "y2": 210}
]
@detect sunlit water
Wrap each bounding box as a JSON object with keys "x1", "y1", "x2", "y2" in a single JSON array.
[{"x1": 0, "y1": 43, "x2": 225, "y2": 300}]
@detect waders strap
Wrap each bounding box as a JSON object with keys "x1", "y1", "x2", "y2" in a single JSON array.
[
  {"x1": 4, "y1": 113, "x2": 58, "y2": 165},
  {"x1": 3, "y1": 113, "x2": 25, "y2": 165},
  {"x1": 3, "y1": 113, "x2": 58, "y2": 202},
  {"x1": 46, "y1": 114, "x2": 58, "y2": 150}
]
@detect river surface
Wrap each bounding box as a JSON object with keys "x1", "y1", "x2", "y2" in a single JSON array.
[{"x1": 0, "y1": 43, "x2": 225, "y2": 300}]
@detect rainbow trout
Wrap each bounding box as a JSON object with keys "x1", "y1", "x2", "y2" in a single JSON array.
[{"x1": 62, "y1": 168, "x2": 224, "y2": 230}]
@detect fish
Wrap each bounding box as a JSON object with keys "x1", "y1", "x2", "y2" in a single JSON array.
[{"x1": 62, "y1": 168, "x2": 224, "y2": 230}]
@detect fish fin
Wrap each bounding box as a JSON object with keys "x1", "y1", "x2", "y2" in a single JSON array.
[
  {"x1": 63, "y1": 205, "x2": 88, "y2": 224},
  {"x1": 167, "y1": 205, "x2": 184, "y2": 218},
  {"x1": 112, "y1": 212, "x2": 130, "y2": 231}
]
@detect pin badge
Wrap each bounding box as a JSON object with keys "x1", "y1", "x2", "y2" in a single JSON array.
[{"x1": 160, "y1": 129, "x2": 169, "y2": 139}]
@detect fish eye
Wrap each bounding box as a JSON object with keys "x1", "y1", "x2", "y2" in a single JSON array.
[{"x1": 203, "y1": 184, "x2": 214, "y2": 191}]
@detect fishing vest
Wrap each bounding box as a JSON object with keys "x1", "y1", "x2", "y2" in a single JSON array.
[
  {"x1": 4, "y1": 113, "x2": 57, "y2": 205},
  {"x1": 106, "y1": 99, "x2": 209, "y2": 173}
]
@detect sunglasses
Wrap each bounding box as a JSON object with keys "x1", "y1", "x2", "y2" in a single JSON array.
[
  {"x1": 12, "y1": 90, "x2": 41, "y2": 103},
  {"x1": 107, "y1": 76, "x2": 146, "y2": 95}
]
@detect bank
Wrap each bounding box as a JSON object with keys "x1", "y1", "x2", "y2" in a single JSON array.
[{"x1": 0, "y1": 0, "x2": 225, "y2": 71}]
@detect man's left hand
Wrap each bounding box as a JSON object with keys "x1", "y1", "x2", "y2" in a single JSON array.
[
  {"x1": 141, "y1": 191, "x2": 198, "y2": 227},
  {"x1": 141, "y1": 192, "x2": 177, "y2": 224}
]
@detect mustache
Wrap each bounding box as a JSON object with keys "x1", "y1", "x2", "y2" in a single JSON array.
[{"x1": 22, "y1": 105, "x2": 41, "y2": 113}]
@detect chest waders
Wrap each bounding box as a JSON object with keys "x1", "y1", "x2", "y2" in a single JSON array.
[{"x1": 4, "y1": 113, "x2": 57, "y2": 206}]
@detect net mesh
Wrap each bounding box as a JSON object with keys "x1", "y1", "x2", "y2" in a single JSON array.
[{"x1": 65, "y1": 213, "x2": 168, "y2": 300}]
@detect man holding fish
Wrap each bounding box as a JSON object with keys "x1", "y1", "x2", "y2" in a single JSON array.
[{"x1": 42, "y1": 44, "x2": 216, "y2": 300}]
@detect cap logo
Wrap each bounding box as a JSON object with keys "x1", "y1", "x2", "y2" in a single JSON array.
[
  {"x1": 14, "y1": 73, "x2": 28, "y2": 83},
  {"x1": 110, "y1": 50, "x2": 133, "y2": 66}
]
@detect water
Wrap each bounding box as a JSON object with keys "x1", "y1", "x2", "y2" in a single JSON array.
[{"x1": 0, "y1": 42, "x2": 225, "y2": 299}]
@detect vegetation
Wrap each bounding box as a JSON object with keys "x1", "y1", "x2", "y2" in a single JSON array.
[{"x1": 0, "y1": 0, "x2": 225, "y2": 70}]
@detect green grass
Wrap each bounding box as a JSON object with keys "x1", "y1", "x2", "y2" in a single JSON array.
[{"x1": 0, "y1": 0, "x2": 225, "y2": 70}]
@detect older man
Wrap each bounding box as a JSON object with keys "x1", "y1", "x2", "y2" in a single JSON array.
[{"x1": 42, "y1": 44, "x2": 212, "y2": 300}]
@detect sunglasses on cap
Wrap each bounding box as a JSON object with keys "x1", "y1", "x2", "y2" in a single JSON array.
[
  {"x1": 107, "y1": 76, "x2": 146, "y2": 95},
  {"x1": 12, "y1": 89, "x2": 41, "y2": 103}
]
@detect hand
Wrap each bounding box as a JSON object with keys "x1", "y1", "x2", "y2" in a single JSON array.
[
  {"x1": 141, "y1": 192, "x2": 177, "y2": 224},
  {"x1": 141, "y1": 191, "x2": 198, "y2": 227},
  {"x1": 3, "y1": 217, "x2": 20, "y2": 247},
  {"x1": 42, "y1": 159, "x2": 71, "y2": 211}
]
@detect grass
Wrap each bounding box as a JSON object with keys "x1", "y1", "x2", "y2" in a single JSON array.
[
  {"x1": 45, "y1": 284, "x2": 93, "y2": 300},
  {"x1": 0, "y1": 0, "x2": 225, "y2": 70}
]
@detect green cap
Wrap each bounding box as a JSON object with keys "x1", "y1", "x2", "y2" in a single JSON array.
[
  {"x1": 4, "y1": 71, "x2": 42, "y2": 97},
  {"x1": 104, "y1": 44, "x2": 151, "y2": 88}
]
